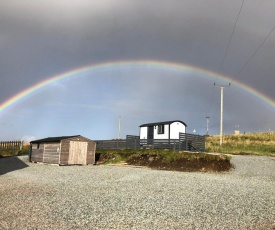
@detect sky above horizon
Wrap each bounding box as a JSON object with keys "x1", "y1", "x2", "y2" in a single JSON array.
[{"x1": 0, "y1": 0, "x2": 275, "y2": 141}]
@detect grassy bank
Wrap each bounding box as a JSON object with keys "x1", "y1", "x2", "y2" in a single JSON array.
[
  {"x1": 96, "y1": 149, "x2": 232, "y2": 172},
  {"x1": 96, "y1": 149, "x2": 231, "y2": 163},
  {"x1": 206, "y1": 132, "x2": 275, "y2": 156}
]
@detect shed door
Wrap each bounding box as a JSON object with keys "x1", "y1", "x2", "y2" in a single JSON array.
[{"x1": 68, "y1": 141, "x2": 88, "y2": 164}]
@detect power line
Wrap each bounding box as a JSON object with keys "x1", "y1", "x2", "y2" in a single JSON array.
[
  {"x1": 207, "y1": 0, "x2": 244, "y2": 117},
  {"x1": 210, "y1": 20, "x2": 275, "y2": 136},
  {"x1": 235, "y1": 25, "x2": 275, "y2": 78},
  {"x1": 217, "y1": 0, "x2": 245, "y2": 76}
]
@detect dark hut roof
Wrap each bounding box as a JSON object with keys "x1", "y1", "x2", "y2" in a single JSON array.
[
  {"x1": 139, "y1": 120, "x2": 187, "y2": 127},
  {"x1": 30, "y1": 135, "x2": 81, "y2": 143}
]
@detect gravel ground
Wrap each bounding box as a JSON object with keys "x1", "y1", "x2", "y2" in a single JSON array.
[{"x1": 0, "y1": 155, "x2": 274, "y2": 230}]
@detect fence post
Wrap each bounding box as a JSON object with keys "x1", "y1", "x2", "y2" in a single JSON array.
[
  {"x1": 12, "y1": 142, "x2": 15, "y2": 155},
  {"x1": 185, "y1": 134, "x2": 188, "y2": 151}
]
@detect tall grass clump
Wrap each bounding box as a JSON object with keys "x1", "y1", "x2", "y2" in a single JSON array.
[{"x1": 206, "y1": 132, "x2": 275, "y2": 156}]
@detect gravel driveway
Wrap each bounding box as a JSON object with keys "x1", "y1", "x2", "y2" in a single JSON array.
[{"x1": 0, "y1": 155, "x2": 274, "y2": 230}]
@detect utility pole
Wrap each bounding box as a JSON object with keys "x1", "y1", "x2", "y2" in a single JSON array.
[
  {"x1": 214, "y1": 83, "x2": 230, "y2": 145},
  {"x1": 206, "y1": 116, "x2": 210, "y2": 135},
  {"x1": 118, "y1": 115, "x2": 121, "y2": 140}
]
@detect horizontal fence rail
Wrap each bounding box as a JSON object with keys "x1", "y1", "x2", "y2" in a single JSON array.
[
  {"x1": 95, "y1": 140, "x2": 126, "y2": 150},
  {"x1": 96, "y1": 133, "x2": 205, "y2": 152},
  {"x1": 139, "y1": 139, "x2": 180, "y2": 150}
]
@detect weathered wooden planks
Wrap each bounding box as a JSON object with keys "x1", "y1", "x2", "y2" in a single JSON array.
[{"x1": 30, "y1": 136, "x2": 96, "y2": 165}]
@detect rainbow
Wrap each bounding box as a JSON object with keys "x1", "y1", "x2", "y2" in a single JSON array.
[{"x1": 0, "y1": 60, "x2": 275, "y2": 114}]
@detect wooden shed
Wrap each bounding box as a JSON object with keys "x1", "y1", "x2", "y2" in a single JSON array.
[{"x1": 29, "y1": 135, "x2": 96, "y2": 165}]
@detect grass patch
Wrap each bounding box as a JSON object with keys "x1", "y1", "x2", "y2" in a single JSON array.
[
  {"x1": 206, "y1": 132, "x2": 275, "y2": 156},
  {"x1": 95, "y1": 149, "x2": 140, "y2": 164},
  {"x1": 0, "y1": 145, "x2": 29, "y2": 157}
]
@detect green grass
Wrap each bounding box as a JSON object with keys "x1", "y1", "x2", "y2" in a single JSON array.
[
  {"x1": 206, "y1": 132, "x2": 275, "y2": 156},
  {"x1": 0, "y1": 145, "x2": 29, "y2": 157}
]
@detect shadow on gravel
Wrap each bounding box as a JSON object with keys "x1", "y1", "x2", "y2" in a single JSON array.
[{"x1": 0, "y1": 156, "x2": 29, "y2": 175}]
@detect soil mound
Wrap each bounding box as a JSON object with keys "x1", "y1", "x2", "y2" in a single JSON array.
[{"x1": 126, "y1": 154, "x2": 232, "y2": 172}]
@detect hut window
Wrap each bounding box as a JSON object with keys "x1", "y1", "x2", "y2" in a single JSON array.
[{"x1": 157, "y1": 125, "x2": 165, "y2": 134}]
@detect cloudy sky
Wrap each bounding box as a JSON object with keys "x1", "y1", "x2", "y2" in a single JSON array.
[{"x1": 0, "y1": 0, "x2": 275, "y2": 141}]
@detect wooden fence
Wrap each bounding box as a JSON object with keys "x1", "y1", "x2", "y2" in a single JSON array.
[
  {"x1": 95, "y1": 139, "x2": 126, "y2": 150},
  {"x1": 96, "y1": 133, "x2": 205, "y2": 152},
  {"x1": 179, "y1": 133, "x2": 206, "y2": 152},
  {"x1": 0, "y1": 141, "x2": 23, "y2": 154}
]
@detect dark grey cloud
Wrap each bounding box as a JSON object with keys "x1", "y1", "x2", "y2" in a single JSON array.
[{"x1": 0, "y1": 0, "x2": 274, "y2": 139}]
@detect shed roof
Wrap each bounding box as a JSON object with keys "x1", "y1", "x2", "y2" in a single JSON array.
[
  {"x1": 30, "y1": 135, "x2": 81, "y2": 143},
  {"x1": 139, "y1": 120, "x2": 187, "y2": 127}
]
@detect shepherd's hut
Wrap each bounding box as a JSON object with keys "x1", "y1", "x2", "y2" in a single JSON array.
[
  {"x1": 139, "y1": 120, "x2": 187, "y2": 140},
  {"x1": 29, "y1": 135, "x2": 96, "y2": 165}
]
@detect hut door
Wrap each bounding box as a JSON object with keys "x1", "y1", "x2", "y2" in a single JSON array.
[
  {"x1": 148, "y1": 126, "x2": 154, "y2": 139},
  {"x1": 147, "y1": 126, "x2": 154, "y2": 145},
  {"x1": 69, "y1": 141, "x2": 88, "y2": 164}
]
